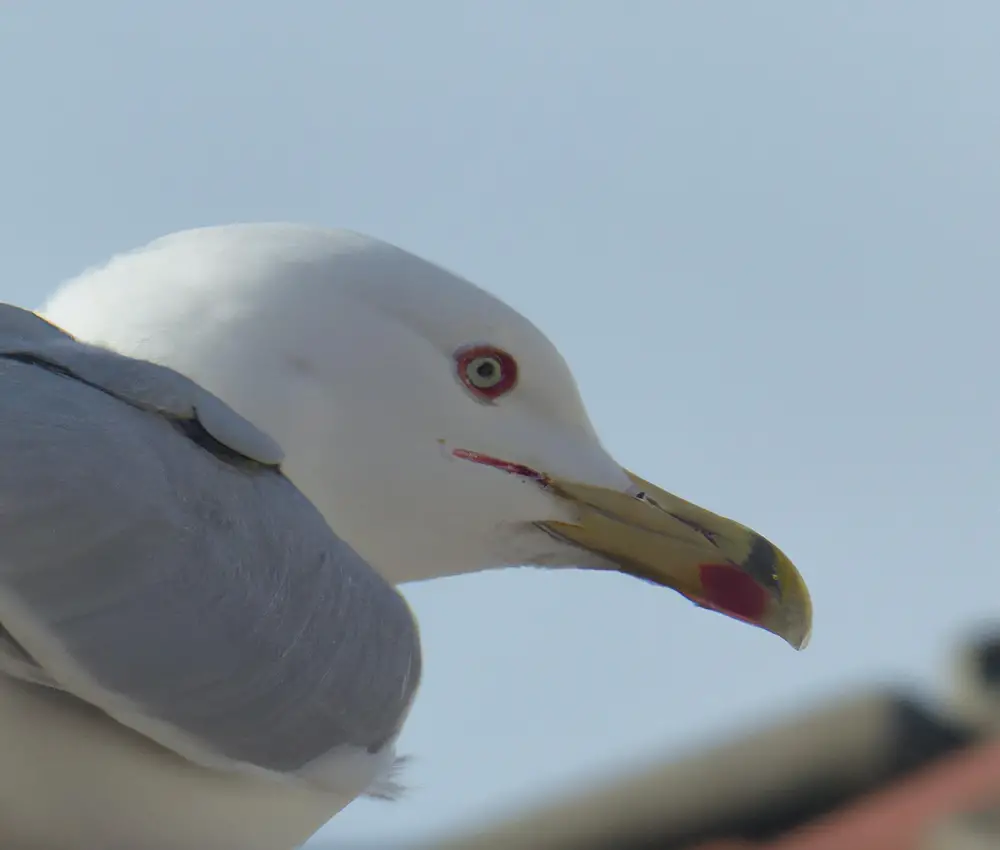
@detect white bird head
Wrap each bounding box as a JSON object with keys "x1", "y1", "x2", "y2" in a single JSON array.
[{"x1": 43, "y1": 224, "x2": 812, "y2": 649}]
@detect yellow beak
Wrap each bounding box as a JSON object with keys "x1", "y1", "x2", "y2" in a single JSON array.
[{"x1": 539, "y1": 470, "x2": 812, "y2": 650}]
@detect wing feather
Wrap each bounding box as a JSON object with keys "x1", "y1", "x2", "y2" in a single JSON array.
[{"x1": 0, "y1": 306, "x2": 420, "y2": 785}]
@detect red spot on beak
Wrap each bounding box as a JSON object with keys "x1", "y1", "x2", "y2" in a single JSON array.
[{"x1": 697, "y1": 563, "x2": 768, "y2": 624}]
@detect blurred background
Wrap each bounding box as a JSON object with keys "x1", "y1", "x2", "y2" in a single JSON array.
[{"x1": 1, "y1": 3, "x2": 998, "y2": 848}]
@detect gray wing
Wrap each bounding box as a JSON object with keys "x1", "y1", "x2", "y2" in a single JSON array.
[{"x1": 0, "y1": 305, "x2": 421, "y2": 782}]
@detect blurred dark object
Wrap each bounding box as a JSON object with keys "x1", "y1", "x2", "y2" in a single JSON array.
[{"x1": 438, "y1": 630, "x2": 1000, "y2": 850}]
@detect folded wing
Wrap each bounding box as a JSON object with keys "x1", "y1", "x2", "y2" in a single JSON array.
[{"x1": 0, "y1": 305, "x2": 421, "y2": 787}]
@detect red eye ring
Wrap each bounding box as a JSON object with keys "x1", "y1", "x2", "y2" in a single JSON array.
[{"x1": 455, "y1": 345, "x2": 518, "y2": 401}]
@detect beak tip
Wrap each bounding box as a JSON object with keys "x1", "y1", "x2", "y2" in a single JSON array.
[
  {"x1": 771, "y1": 552, "x2": 812, "y2": 651},
  {"x1": 775, "y1": 606, "x2": 812, "y2": 651},
  {"x1": 790, "y1": 628, "x2": 812, "y2": 651}
]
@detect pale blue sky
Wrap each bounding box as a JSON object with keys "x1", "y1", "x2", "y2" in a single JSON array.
[{"x1": 2, "y1": 3, "x2": 999, "y2": 847}]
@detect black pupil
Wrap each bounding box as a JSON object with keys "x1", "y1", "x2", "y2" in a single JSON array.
[{"x1": 476, "y1": 360, "x2": 497, "y2": 380}]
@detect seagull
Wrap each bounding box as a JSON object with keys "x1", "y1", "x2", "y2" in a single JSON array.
[{"x1": 3, "y1": 223, "x2": 812, "y2": 850}]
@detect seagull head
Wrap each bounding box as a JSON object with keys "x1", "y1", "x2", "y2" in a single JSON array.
[{"x1": 43, "y1": 224, "x2": 811, "y2": 649}]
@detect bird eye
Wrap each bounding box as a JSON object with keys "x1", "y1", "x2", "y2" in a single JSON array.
[
  {"x1": 455, "y1": 345, "x2": 518, "y2": 400},
  {"x1": 466, "y1": 356, "x2": 502, "y2": 388}
]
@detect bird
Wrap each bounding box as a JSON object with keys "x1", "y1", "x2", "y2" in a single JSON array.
[{"x1": 0, "y1": 223, "x2": 812, "y2": 850}]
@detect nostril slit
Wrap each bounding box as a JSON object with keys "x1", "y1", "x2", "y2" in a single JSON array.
[{"x1": 633, "y1": 490, "x2": 665, "y2": 510}]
